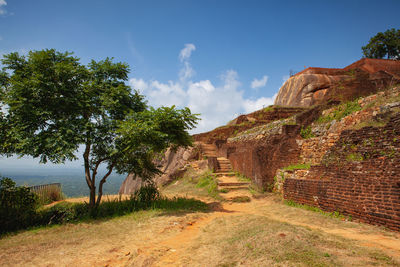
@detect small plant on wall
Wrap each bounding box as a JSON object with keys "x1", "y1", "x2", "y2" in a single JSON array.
[{"x1": 300, "y1": 125, "x2": 315, "y2": 139}]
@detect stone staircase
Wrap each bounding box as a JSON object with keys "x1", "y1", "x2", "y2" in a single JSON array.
[
  {"x1": 200, "y1": 143, "x2": 235, "y2": 176},
  {"x1": 217, "y1": 174, "x2": 252, "y2": 202},
  {"x1": 199, "y1": 142, "x2": 252, "y2": 202},
  {"x1": 215, "y1": 157, "x2": 234, "y2": 175},
  {"x1": 200, "y1": 143, "x2": 217, "y2": 157}
]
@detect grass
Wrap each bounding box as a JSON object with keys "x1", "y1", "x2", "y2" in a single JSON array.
[
  {"x1": 234, "y1": 171, "x2": 251, "y2": 182},
  {"x1": 285, "y1": 200, "x2": 349, "y2": 221},
  {"x1": 346, "y1": 153, "x2": 364, "y2": 162},
  {"x1": 186, "y1": 213, "x2": 398, "y2": 266},
  {"x1": 352, "y1": 119, "x2": 389, "y2": 130},
  {"x1": 1, "y1": 189, "x2": 208, "y2": 237},
  {"x1": 196, "y1": 171, "x2": 220, "y2": 199},
  {"x1": 0, "y1": 207, "x2": 208, "y2": 267},
  {"x1": 1, "y1": 190, "x2": 399, "y2": 266},
  {"x1": 283, "y1": 163, "x2": 311, "y2": 171},
  {"x1": 31, "y1": 185, "x2": 65, "y2": 205},
  {"x1": 162, "y1": 168, "x2": 221, "y2": 200},
  {"x1": 230, "y1": 196, "x2": 251, "y2": 203},
  {"x1": 317, "y1": 99, "x2": 362, "y2": 123},
  {"x1": 300, "y1": 125, "x2": 315, "y2": 139}
]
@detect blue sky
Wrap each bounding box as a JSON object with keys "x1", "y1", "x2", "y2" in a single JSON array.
[{"x1": 1, "y1": 0, "x2": 400, "y2": 172}]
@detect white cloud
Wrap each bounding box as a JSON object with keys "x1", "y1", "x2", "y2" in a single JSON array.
[
  {"x1": 251, "y1": 75, "x2": 268, "y2": 89},
  {"x1": 129, "y1": 44, "x2": 276, "y2": 134},
  {"x1": 179, "y1": 43, "x2": 195, "y2": 62},
  {"x1": 243, "y1": 94, "x2": 277, "y2": 114},
  {"x1": 0, "y1": 0, "x2": 7, "y2": 15}
]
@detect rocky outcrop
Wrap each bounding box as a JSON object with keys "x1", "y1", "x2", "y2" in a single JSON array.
[
  {"x1": 119, "y1": 145, "x2": 200, "y2": 194},
  {"x1": 193, "y1": 107, "x2": 305, "y2": 145},
  {"x1": 275, "y1": 58, "x2": 400, "y2": 107}
]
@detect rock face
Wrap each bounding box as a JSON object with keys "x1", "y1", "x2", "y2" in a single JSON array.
[
  {"x1": 274, "y1": 58, "x2": 400, "y2": 107},
  {"x1": 119, "y1": 146, "x2": 199, "y2": 194}
]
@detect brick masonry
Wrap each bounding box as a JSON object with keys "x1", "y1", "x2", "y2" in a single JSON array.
[{"x1": 284, "y1": 116, "x2": 400, "y2": 231}]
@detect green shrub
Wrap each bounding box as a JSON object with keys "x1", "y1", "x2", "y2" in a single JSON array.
[
  {"x1": 0, "y1": 177, "x2": 38, "y2": 233},
  {"x1": 231, "y1": 196, "x2": 251, "y2": 203},
  {"x1": 0, "y1": 178, "x2": 208, "y2": 235},
  {"x1": 31, "y1": 185, "x2": 65, "y2": 205},
  {"x1": 285, "y1": 200, "x2": 348, "y2": 220},
  {"x1": 318, "y1": 99, "x2": 361, "y2": 123},
  {"x1": 196, "y1": 172, "x2": 219, "y2": 199},
  {"x1": 300, "y1": 126, "x2": 315, "y2": 139},
  {"x1": 346, "y1": 153, "x2": 364, "y2": 162},
  {"x1": 133, "y1": 182, "x2": 161, "y2": 204}
]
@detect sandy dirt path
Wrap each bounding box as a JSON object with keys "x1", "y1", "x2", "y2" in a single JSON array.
[{"x1": 122, "y1": 175, "x2": 400, "y2": 266}]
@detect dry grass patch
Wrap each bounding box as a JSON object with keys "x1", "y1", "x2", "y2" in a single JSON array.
[
  {"x1": 0, "y1": 209, "x2": 208, "y2": 267},
  {"x1": 162, "y1": 167, "x2": 219, "y2": 201},
  {"x1": 184, "y1": 214, "x2": 399, "y2": 267}
]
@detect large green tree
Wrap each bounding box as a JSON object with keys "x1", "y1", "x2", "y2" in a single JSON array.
[
  {"x1": 362, "y1": 28, "x2": 400, "y2": 60},
  {"x1": 0, "y1": 49, "x2": 199, "y2": 208}
]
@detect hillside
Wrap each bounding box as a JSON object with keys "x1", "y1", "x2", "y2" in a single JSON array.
[
  {"x1": 1, "y1": 169, "x2": 400, "y2": 266},
  {"x1": 120, "y1": 58, "x2": 400, "y2": 231}
]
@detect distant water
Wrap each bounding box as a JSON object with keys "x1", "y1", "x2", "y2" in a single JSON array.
[{"x1": 0, "y1": 171, "x2": 127, "y2": 198}]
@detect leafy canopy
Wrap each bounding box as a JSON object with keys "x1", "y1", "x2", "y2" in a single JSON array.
[
  {"x1": 0, "y1": 49, "x2": 199, "y2": 207},
  {"x1": 362, "y1": 28, "x2": 400, "y2": 60}
]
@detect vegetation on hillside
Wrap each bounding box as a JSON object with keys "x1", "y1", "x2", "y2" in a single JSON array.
[
  {"x1": 0, "y1": 49, "x2": 199, "y2": 209},
  {"x1": 0, "y1": 178, "x2": 207, "y2": 235},
  {"x1": 362, "y1": 28, "x2": 400, "y2": 60}
]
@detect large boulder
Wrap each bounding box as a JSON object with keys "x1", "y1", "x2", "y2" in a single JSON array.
[
  {"x1": 119, "y1": 145, "x2": 200, "y2": 195},
  {"x1": 275, "y1": 58, "x2": 400, "y2": 107}
]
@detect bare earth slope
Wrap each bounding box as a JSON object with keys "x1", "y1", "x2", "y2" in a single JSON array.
[{"x1": 1, "y1": 173, "x2": 400, "y2": 267}]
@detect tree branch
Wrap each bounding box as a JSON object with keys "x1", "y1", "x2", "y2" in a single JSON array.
[
  {"x1": 95, "y1": 163, "x2": 114, "y2": 207},
  {"x1": 83, "y1": 143, "x2": 92, "y2": 188}
]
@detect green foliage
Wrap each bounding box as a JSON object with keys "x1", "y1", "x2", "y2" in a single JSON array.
[
  {"x1": 196, "y1": 172, "x2": 220, "y2": 199},
  {"x1": 231, "y1": 196, "x2": 251, "y2": 203},
  {"x1": 362, "y1": 28, "x2": 400, "y2": 60},
  {"x1": 283, "y1": 163, "x2": 311, "y2": 171},
  {"x1": 0, "y1": 177, "x2": 38, "y2": 233},
  {"x1": 318, "y1": 99, "x2": 361, "y2": 123},
  {"x1": 346, "y1": 153, "x2": 364, "y2": 162},
  {"x1": 132, "y1": 182, "x2": 160, "y2": 203},
  {"x1": 300, "y1": 125, "x2": 315, "y2": 139},
  {"x1": 1, "y1": 186, "x2": 208, "y2": 235},
  {"x1": 263, "y1": 105, "x2": 275, "y2": 112},
  {"x1": 234, "y1": 171, "x2": 251, "y2": 182},
  {"x1": 0, "y1": 49, "x2": 199, "y2": 208},
  {"x1": 285, "y1": 200, "x2": 349, "y2": 220},
  {"x1": 31, "y1": 185, "x2": 65, "y2": 205}
]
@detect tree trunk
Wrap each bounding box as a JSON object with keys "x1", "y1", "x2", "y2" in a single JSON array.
[
  {"x1": 83, "y1": 143, "x2": 96, "y2": 209},
  {"x1": 95, "y1": 164, "x2": 114, "y2": 207}
]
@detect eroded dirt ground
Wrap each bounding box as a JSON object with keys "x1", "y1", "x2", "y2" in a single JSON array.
[{"x1": 1, "y1": 175, "x2": 400, "y2": 267}]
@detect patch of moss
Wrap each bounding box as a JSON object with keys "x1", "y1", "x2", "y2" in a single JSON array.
[
  {"x1": 300, "y1": 126, "x2": 315, "y2": 139},
  {"x1": 283, "y1": 163, "x2": 311, "y2": 171},
  {"x1": 346, "y1": 153, "x2": 364, "y2": 162}
]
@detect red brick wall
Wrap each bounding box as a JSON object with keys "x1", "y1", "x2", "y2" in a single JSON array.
[
  {"x1": 226, "y1": 125, "x2": 302, "y2": 188},
  {"x1": 284, "y1": 117, "x2": 400, "y2": 231}
]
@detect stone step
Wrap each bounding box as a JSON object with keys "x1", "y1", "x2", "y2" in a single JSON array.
[
  {"x1": 218, "y1": 186, "x2": 250, "y2": 191},
  {"x1": 215, "y1": 172, "x2": 236, "y2": 176},
  {"x1": 217, "y1": 170, "x2": 232, "y2": 173},
  {"x1": 218, "y1": 182, "x2": 250, "y2": 186}
]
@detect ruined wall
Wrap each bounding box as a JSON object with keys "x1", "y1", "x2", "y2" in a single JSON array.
[
  {"x1": 225, "y1": 124, "x2": 301, "y2": 188},
  {"x1": 193, "y1": 107, "x2": 305, "y2": 144},
  {"x1": 283, "y1": 116, "x2": 400, "y2": 231}
]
